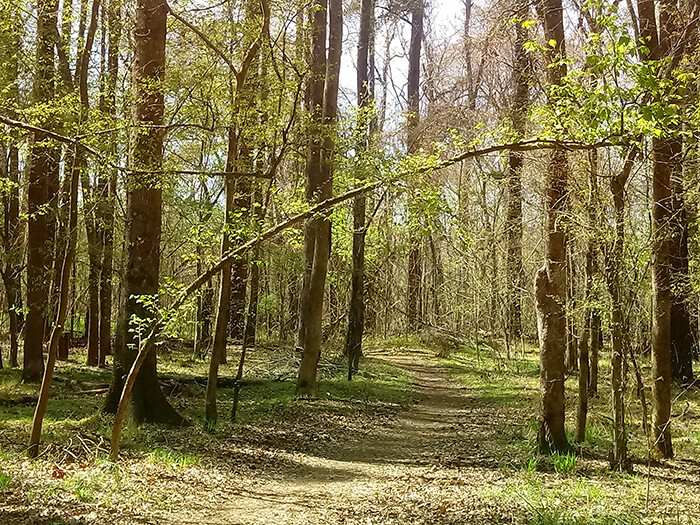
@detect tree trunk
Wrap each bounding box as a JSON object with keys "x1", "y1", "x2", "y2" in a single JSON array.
[
  {"x1": 297, "y1": 0, "x2": 329, "y2": 351},
  {"x1": 650, "y1": 137, "x2": 674, "y2": 459},
  {"x1": 406, "y1": 1, "x2": 424, "y2": 331},
  {"x1": 0, "y1": 6, "x2": 23, "y2": 369},
  {"x1": 98, "y1": 0, "x2": 121, "y2": 366},
  {"x1": 104, "y1": 0, "x2": 182, "y2": 425},
  {"x1": 577, "y1": 150, "x2": 600, "y2": 445},
  {"x1": 637, "y1": 0, "x2": 675, "y2": 460},
  {"x1": 206, "y1": 135, "x2": 236, "y2": 425},
  {"x1": 24, "y1": 0, "x2": 62, "y2": 382},
  {"x1": 669, "y1": 141, "x2": 694, "y2": 384},
  {"x1": 505, "y1": 9, "x2": 527, "y2": 339},
  {"x1": 297, "y1": 0, "x2": 342, "y2": 394},
  {"x1": 345, "y1": 0, "x2": 373, "y2": 380},
  {"x1": 535, "y1": 0, "x2": 570, "y2": 454},
  {"x1": 606, "y1": 148, "x2": 637, "y2": 470},
  {"x1": 28, "y1": 140, "x2": 80, "y2": 458}
]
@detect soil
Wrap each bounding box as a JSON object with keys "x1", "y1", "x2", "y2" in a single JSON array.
[
  {"x1": 154, "y1": 353, "x2": 512, "y2": 524},
  {"x1": 4, "y1": 350, "x2": 700, "y2": 524}
]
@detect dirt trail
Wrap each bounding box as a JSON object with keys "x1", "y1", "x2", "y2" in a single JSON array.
[{"x1": 165, "y1": 353, "x2": 511, "y2": 525}]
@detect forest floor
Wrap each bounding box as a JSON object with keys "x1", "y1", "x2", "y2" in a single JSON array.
[{"x1": 2, "y1": 338, "x2": 700, "y2": 524}]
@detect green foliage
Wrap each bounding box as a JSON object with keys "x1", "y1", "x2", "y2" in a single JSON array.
[
  {"x1": 150, "y1": 448, "x2": 198, "y2": 470},
  {"x1": 523, "y1": 456, "x2": 540, "y2": 474},
  {"x1": 551, "y1": 452, "x2": 577, "y2": 475},
  {"x1": 63, "y1": 478, "x2": 97, "y2": 503},
  {"x1": 0, "y1": 471, "x2": 12, "y2": 493}
]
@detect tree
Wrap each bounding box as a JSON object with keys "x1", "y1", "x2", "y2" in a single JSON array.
[
  {"x1": 505, "y1": 1, "x2": 529, "y2": 340},
  {"x1": 297, "y1": 0, "x2": 342, "y2": 394},
  {"x1": 534, "y1": 0, "x2": 571, "y2": 454},
  {"x1": 204, "y1": 0, "x2": 269, "y2": 425},
  {"x1": 606, "y1": 147, "x2": 637, "y2": 470},
  {"x1": 24, "y1": 0, "x2": 62, "y2": 382},
  {"x1": 0, "y1": 2, "x2": 23, "y2": 369},
  {"x1": 345, "y1": 0, "x2": 374, "y2": 380},
  {"x1": 98, "y1": 0, "x2": 121, "y2": 366},
  {"x1": 406, "y1": 0, "x2": 424, "y2": 330},
  {"x1": 104, "y1": 0, "x2": 183, "y2": 425},
  {"x1": 637, "y1": 0, "x2": 675, "y2": 460}
]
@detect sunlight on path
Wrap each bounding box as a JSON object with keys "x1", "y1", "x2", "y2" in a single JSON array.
[{"x1": 161, "y1": 352, "x2": 508, "y2": 525}]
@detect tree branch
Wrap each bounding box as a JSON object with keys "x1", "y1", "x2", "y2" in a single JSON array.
[
  {"x1": 166, "y1": 2, "x2": 239, "y2": 75},
  {"x1": 109, "y1": 180, "x2": 381, "y2": 460}
]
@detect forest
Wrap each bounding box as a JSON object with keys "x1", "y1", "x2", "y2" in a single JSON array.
[{"x1": 2, "y1": 0, "x2": 700, "y2": 522}]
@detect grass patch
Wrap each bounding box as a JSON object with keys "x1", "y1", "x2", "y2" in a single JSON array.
[
  {"x1": 150, "y1": 448, "x2": 198, "y2": 470},
  {"x1": 63, "y1": 478, "x2": 97, "y2": 503},
  {"x1": 0, "y1": 471, "x2": 11, "y2": 493},
  {"x1": 551, "y1": 452, "x2": 577, "y2": 475}
]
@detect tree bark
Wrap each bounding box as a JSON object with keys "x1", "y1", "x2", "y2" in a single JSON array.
[
  {"x1": 345, "y1": 0, "x2": 373, "y2": 379},
  {"x1": 297, "y1": 0, "x2": 342, "y2": 395},
  {"x1": 535, "y1": 0, "x2": 571, "y2": 454},
  {"x1": 505, "y1": 7, "x2": 528, "y2": 339},
  {"x1": 406, "y1": 1, "x2": 424, "y2": 331},
  {"x1": 24, "y1": 0, "x2": 62, "y2": 382},
  {"x1": 651, "y1": 137, "x2": 674, "y2": 459},
  {"x1": 297, "y1": 0, "x2": 328, "y2": 350},
  {"x1": 0, "y1": 6, "x2": 23, "y2": 368},
  {"x1": 104, "y1": 0, "x2": 183, "y2": 425},
  {"x1": 28, "y1": 137, "x2": 80, "y2": 457},
  {"x1": 637, "y1": 0, "x2": 675, "y2": 460}
]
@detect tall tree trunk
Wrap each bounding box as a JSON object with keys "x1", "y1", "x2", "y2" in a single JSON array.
[
  {"x1": 98, "y1": 0, "x2": 121, "y2": 366},
  {"x1": 77, "y1": 0, "x2": 104, "y2": 367},
  {"x1": 297, "y1": 0, "x2": 328, "y2": 353},
  {"x1": 297, "y1": 0, "x2": 342, "y2": 395},
  {"x1": 534, "y1": 0, "x2": 571, "y2": 454},
  {"x1": 669, "y1": 145, "x2": 694, "y2": 384},
  {"x1": 607, "y1": 148, "x2": 637, "y2": 470},
  {"x1": 205, "y1": 0, "x2": 269, "y2": 422},
  {"x1": 406, "y1": 1, "x2": 424, "y2": 331},
  {"x1": 206, "y1": 134, "x2": 236, "y2": 424},
  {"x1": 577, "y1": 150, "x2": 599, "y2": 445},
  {"x1": 25, "y1": 0, "x2": 62, "y2": 382},
  {"x1": 297, "y1": 0, "x2": 328, "y2": 350},
  {"x1": 637, "y1": 0, "x2": 676, "y2": 460},
  {"x1": 0, "y1": 6, "x2": 23, "y2": 368},
  {"x1": 104, "y1": 0, "x2": 182, "y2": 425},
  {"x1": 28, "y1": 141, "x2": 80, "y2": 458},
  {"x1": 650, "y1": 136, "x2": 674, "y2": 459},
  {"x1": 345, "y1": 0, "x2": 373, "y2": 379},
  {"x1": 505, "y1": 8, "x2": 528, "y2": 339}
]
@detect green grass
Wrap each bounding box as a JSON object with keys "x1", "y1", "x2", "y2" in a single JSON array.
[
  {"x1": 551, "y1": 452, "x2": 577, "y2": 475},
  {"x1": 64, "y1": 478, "x2": 97, "y2": 502},
  {"x1": 220, "y1": 354, "x2": 412, "y2": 423},
  {"x1": 440, "y1": 340, "x2": 540, "y2": 409},
  {"x1": 0, "y1": 471, "x2": 11, "y2": 493},
  {"x1": 150, "y1": 448, "x2": 199, "y2": 470}
]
